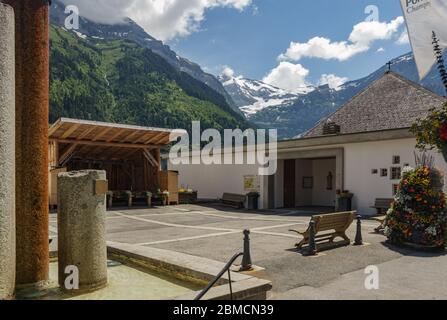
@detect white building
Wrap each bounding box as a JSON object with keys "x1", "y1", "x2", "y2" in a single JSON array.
[{"x1": 169, "y1": 72, "x2": 447, "y2": 215}]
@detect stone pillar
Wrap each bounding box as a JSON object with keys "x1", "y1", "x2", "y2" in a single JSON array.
[
  {"x1": 3, "y1": 0, "x2": 50, "y2": 287},
  {"x1": 0, "y1": 2, "x2": 16, "y2": 300},
  {"x1": 57, "y1": 171, "x2": 108, "y2": 292}
]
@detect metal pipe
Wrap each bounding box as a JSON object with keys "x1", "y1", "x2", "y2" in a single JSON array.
[
  {"x1": 194, "y1": 252, "x2": 243, "y2": 300},
  {"x1": 3, "y1": 0, "x2": 50, "y2": 287}
]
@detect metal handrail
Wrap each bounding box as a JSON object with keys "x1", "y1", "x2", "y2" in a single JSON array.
[{"x1": 194, "y1": 252, "x2": 243, "y2": 301}]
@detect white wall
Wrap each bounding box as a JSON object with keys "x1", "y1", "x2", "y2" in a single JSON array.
[
  {"x1": 295, "y1": 159, "x2": 312, "y2": 206},
  {"x1": 312, "y1": 159, "x2": 337, "y2": 207},
  {"x1": 169, "y1": 152, "x2": 264, "y2": 206},
  {"x1": 168, "y1": 137, "x2": 447, "y2": 215},
  {"x1": 344, "y1": 138, "x2": 447, "y2": 215},
  {"x1": 173, "y1": 163, "x2": 261, "y2": 199}
]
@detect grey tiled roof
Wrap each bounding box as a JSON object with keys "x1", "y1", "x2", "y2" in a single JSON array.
[{"x1": 304, "y1": 72, "x2": 447, "y2": 138}]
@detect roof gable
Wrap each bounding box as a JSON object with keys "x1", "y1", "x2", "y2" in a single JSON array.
[{"x1": 304, "y1": 72, "x2": 446, "y2": 138}]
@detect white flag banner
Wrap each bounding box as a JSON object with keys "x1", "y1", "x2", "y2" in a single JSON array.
[{"x1": 400, "y1": 0, "x2": 447, "y2": 79}]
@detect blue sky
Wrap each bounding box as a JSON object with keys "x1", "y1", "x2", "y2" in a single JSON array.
[{"x1": 167, "y1": 0, "x2": 411, "y2": 87}]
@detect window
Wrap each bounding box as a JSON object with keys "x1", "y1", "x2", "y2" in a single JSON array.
[
  {"x1": 391, "y1": 167, "x2": 402, "y2": 180},
  {"x1": 371, "y1": 169, "x2": 378, "y2": 175},
  {"x1": 302, "y1": 177, "x2": 313, "y2": 189},
  {"x1": 381, "y1": 169, "x2": 388, "y2": 177},
  {"x1": 392, "y1": 156, "x2": 401, "y2": 165}
]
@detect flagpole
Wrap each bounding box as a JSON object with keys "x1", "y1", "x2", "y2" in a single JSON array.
[{"x1": 432, "y1": 31, "x2": 447, "y2": 96}]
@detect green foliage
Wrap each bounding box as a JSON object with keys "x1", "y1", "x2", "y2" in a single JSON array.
[
  {"x1": 411, "y1": 103, "x2": 447, "y2": 151},
  {"x1": 49, "y1": 26, "x2": 249, "y2": 133}
]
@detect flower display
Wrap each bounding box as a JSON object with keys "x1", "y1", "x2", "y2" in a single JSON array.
[{"x1": 385, "y1": 165, "x2": 447, "y2": 248}]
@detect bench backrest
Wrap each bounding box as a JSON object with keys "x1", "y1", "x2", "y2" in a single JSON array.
[
  {"x1": 374, "y1": 198, "x2": 393, "y2": 208},
  {"x1": 222, "y1": 193, "x2": 246, "y2": 203},
  {"x1": 312, "y1": 211, "x2": 356, "y2": 233}
]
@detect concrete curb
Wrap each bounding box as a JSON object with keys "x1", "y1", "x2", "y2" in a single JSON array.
[{"x1": 107, "y1": 241, "x2": 272, "y2": 300}]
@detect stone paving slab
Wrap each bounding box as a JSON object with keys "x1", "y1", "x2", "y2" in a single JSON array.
[
  {"x1": 275, "y1": 253, "x2": 447, "y2": 300},
  {"x1": 106, "y1": 227, "x2": 215, "y2": 245},
  {"x1": 198, "y1": 219, "x2": 303, "y2": 230},
  {"x1": 107, "y1": 218, "x2": 169, "y2": 234},
  {"x1": 150, "y1": 233, "x2": 304, "y2": 264},
  {"x1": 49, "y1": 204, "x2": 447, "y2": 299},
  {"x1": 131, "y1": 212, "x2": 231, "y2": 226}
]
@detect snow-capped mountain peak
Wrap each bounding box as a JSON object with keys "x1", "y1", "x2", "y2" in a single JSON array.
[{"x1": 218, "y1": 75, "x2": 315, "y2": 115}]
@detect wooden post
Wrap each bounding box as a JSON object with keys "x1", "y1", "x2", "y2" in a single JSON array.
[{"x1": 4, "y1": 0, "x2": 50, "y2": 287}]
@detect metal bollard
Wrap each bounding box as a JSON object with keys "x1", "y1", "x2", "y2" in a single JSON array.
[
  {"x1": 354, "y1": 215, "x2": 363, "y2": 246},
  {"x1": 305, "y1": 221, "x2": 317, "y2": 256},
  {"x1": 240, "y1": 230, "x2": 253, "y2": 271}
]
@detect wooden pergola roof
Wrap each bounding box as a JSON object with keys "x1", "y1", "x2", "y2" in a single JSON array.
[{"x1": 49, "y1": 118, "x2": 186, "y2": 167}]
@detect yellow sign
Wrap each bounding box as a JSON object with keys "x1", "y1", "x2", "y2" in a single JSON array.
[{"x1": 244, "y1": 175, "x2": 260, "y2": 192}]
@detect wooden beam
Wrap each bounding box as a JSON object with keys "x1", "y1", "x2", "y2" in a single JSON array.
[
  {"x1": 50, "y1": 138, "x2": 158, "y2": 149},
  {"x1": 48, "y1": 120, "x2": 63, "y2": 137},
  {"x1": 154, "y1": 134, "x2": 169, "y2": 145},
  {"x1": 142, "y1": 150, "x2": 156, "y2": 167},
  {"x1": 145, "y1": 132, "x2": 165, "y2": 144},
  {"x1": 59, "y1": 143, "x2": 78, "y2": 166},
  {"x1": 143, "y1": 149, "x2": 160, "y2": 168},
  {"x1": 106, "y1": 130, "x2": 126, "y2": 143},
  {"x1": 77, "y1": 126, "x2": 96, "y2": 140},
  {"x1": 61, "y1": 123, "x2": 82, "y2": 139},
  {"x1": 119, "y1": 130, "x2": 141, "y2": 143},
  {"x1": 92, "y1": 127, "x2": 113, "y2": 142},
  {"x1": 133, "y1": 132, "x2": 151, "y2": 144}
]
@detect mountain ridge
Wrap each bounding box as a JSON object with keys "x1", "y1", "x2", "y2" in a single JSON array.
[
  {"x1": 50, "y1": 0, "x2": 241, "y2": 115},
  {"x1": 222, "y1": 52, "x2": 447, "y2": 138},
  {"x1": 49, "y1": 25, "x2": 250, "y2": 134}
]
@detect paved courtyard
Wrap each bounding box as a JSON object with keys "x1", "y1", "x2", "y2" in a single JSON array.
[{"x1": 49, "y1": 204, "x2": 447, "y2": 300}]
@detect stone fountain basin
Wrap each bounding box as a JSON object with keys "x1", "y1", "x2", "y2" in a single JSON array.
[
  {"x1": 43, "y1": 241, "x2": 271, "y2": 300},
  {"x1": 107, "y1": 242, "x2": 272, "y2": 300}
]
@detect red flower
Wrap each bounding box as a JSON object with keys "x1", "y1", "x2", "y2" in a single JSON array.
[{"x1": 440, "y1": 123, "x2": 447, "y2": 141}]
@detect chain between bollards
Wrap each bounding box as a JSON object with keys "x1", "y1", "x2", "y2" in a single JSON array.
[
  {"x1": 305, "y1": 221, "x2": 317, "y2": 256},
  {"x1": 240, "y1": 229, "x2": 253, "y2": 271},
  {"x1": 354, "y1": 215, "x2": 363, "y2": 246}
]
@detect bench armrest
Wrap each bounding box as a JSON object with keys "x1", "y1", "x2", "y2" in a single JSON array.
[{"x1": 289, "y1": 229, "x2": 306, "y2": 236}]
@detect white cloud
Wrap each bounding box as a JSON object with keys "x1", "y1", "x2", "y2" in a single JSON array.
[
  {"x1": 221, "y1": 65, "x2": 236, "y2": 78},
  {"x1": 396, "y1": 30, "x2": 410, "y2": 45},
  {"x1": 279, "y1": 16, "x2": 404, "y2": 62},
  {"x1": 319, "y1": 74, "x2": 348, "y2": 90},
  {"x1": 262, "y1": 62, "x2": 310, "y2": 92},
  {"x1": 60, "y1": 0, "x2": 252, "y2": 41},
  {"x1": 377, "y1": 47, "x2": 385, "y2": 52}
]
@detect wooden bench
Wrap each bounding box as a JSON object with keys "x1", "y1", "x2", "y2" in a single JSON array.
[
  {"x1": 222, "y1": 193, "x2": 246, "y2": 209},
  {"x1": 289, "y1": 211, "x2": 357, "y2": 251},
  {"x1": 371, "y1": 198, "x2": 394, "y2": 215}
]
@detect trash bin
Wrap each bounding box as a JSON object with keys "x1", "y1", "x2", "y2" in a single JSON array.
[
  {"x1": 247, "y1": 192, "x2": 260, "y2": 210},
  {"x1": 337, "y1": 192, "x2": 354, "y2": 211}
]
